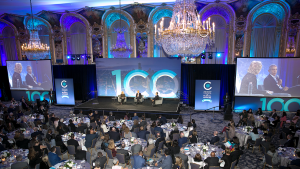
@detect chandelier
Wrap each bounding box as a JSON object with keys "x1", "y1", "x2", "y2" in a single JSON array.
[
  {"x1": 155, "y1": 0, "x2": 215, "y2": 57},
  {"x1": 21, "y1": 0, "x2": 50, "y2": 60},
  {"x1": 110, "y1": 0, "x2": 133, "y2": 58}
]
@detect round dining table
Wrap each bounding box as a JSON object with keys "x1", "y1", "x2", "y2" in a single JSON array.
[
  {"x1": 0, "y1": 149, "x2": 29, "y2": 169},
  {"x1": 51, "y1": 160, "x2": 91, "y2": 169},
  {"x1": 62, "y1": 132, "x2": 87, "y2": 151}
]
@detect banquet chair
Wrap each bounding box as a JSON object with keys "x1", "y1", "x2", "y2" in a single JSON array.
[
  {"x1": 134, "y1": 127, "x2": 139, "y2": 133},
  {"x1": 261, "y1": 145, "x2": 266, "y2": 155},
  {"x1": 45, "y1": 141, "x2": 51, "y2": 151},
  {"x1": 105, "y1": 148, "x2": 114, "y2": 159},
  {"x1": 90, "y1": 122, "x2": 97, "y2": 130},
  {"x1": 116, "y1": 153, "x2": 127, "y2": 167},
  {"x1": 156, "y1": 141, "x2": 165, "y2": 156},
  {"x1": 154, "y1": 97, "x2": 163, "y2": 106},
  {"x1": 88, "y1": 138, "x2": 97, "y2": 154},
  {"x1": 118, "y1": 95, "x2": 127, "y2": 104},
  {"x1": 279, "y1": 139, "x2": 287, "y2": 146},
  {"x1": 190, "y1": 163, "x2": 202, "y2": 169},
  {"x1": 247, "y1": 138, "x2": 262, "y2": 153},
  {"x1": 55, "y1": 146, "x2": 67, "y2": 159},
  {"x1": 172, "y1": 133, "x2": 180, "y2": 141},
  {"x1": 263, "y1": 154, "x2": 279, "y2": 169},
  {"x1": 282, "y1": 132, "x2": 287, "y2": 139},
  {"x1": 35, "y1": 163, "x2": 40, "y2": 169},
  {"x1": 150, "y1": 127, "x2": 155, "y2": 137},
  {"x1": 67, "y1": 145, "x2": 76, "y2": 159},
  {"x1": 230, "y1": 160, "x2": 237, "y2": 169},
  {"x1": 134, "y1": 95, "x2": 144, "y2": 104},
  {"x1": 289, "y1": 165, "x2": 300, "y2": 169},
  {"x1": 86, "y1": 151, "x2": 91, "y2": 164},
  {"x1": 131, "y1": 132, "x2": 137, "y2": 138},
  {"x1": 100, "y1": 128, "x2": 105, "y2": 137}
]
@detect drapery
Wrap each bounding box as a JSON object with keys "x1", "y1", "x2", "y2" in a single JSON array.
[
  {"x1": 70, "y1": 22, "x2": 87, "y2": 64},
  {"x1": 202, "y1": 15, "x2": 228, "y2": 64},
  {"x1": 110, "y1": 20, "x2": 130, "y2": 58},
  {"x1": 2, "y1": 27, "x2": 18, "y2": 65},
  {"x1": 250, "y1": 14, "x2": 277, "y2": 58}
]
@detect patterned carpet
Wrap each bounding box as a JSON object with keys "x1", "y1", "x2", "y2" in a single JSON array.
[{"x1": 46, "y1": 102, "x2": 270, "y2": 169}]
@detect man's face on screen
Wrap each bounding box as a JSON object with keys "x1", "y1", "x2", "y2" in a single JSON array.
[
  {"x1": 27, "y1": 66, "x2": 32, "y2": 74},
  {"x1": 268, "y1": 66, "x2": 277, "y2": 76}
]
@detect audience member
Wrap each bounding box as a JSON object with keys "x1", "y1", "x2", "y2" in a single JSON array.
[
  {"x1": 204, "y1": 152, "x2": 219, "y2": 169},
  {"x1": 262, "y1": 144, "x2": 280, "y2": 165},
  {"x1": 221, "y1": 148, "x2": 232, "y2": 169},
  {"x1": 108, "y1": 139, "x2": 117, "y2": 157},
  {"x1": 28, "y1": 147, "x2": 42, "y2": 168},
  {"x1": 209, "y1": 131, "x2": 220, "y2": 145},
  {"x1": 132, "y1": 113, "x2": 139, "y2": 121},
  {"x1": 85, "y1": 128, "x2": 98, "y2": 148},
  {"x1": 155, "y1": 133, "x2": 165, "y2": 152},
  {"x1": 131, "y1": 139, "x2": 142, "y2": 155},
  {"x1": 109, "y1": 127, "x2": 120, "y2": 142},
  {"x1": 39, "y1": 155, "x2": 50, "y2": 169},
  {"x1": 112, "y1": 158, "x2": 124, "y2": 169},
  {"x1": 143, "y1": 138, "x2": 155, "y2": 157},
  {"x1": 133, "y1": 151, "x2": 146, "y2": 169},
  {"x1": 92, "y1": 152, "x2": 107, "y2": 169},
  {"x1": 269, "y1": 109, "x2": 277, "y2": 119},
  {"x1": 67, "y1": 133, "x2": 80, "y2": 150},
  {"x1": 117, "y1": 142, "x2": 130, "y2": 162},
  {"x1": 137, "y1": 126, "x2": 150, "y2": 140},
  {"x1": 11, "y1": 155, "x2": 29, "y2": 169},
  {"x1": 230, "y1": 145, "x2": 243, "y2": 166},
  {"x1": 68, "y1": 119, "x2": 76, "y2": 132},
  {"x1": 155, "y1": 149, "x2": 172, "y2": 169},
  {"x1": 75, "y1": 146, "x2": 87, "y2": 160},
  {"x1": 158, "y1": 115, "x2": 167, "y2": 125},
  {"x1": 175, "y1": 148, "x2": 189, "y2": 169},
  {"x1": 173, "y1": 156, "x2": 184, "y2": 169},
  {"x1": 48, "y1": 147, "x2": 65, "y2": 166},
  {"x1": 189, "y1": 129, "x2": 198, "y2": 143},
  {"x1": 101, "y1": 121, "x2": 109, "y2": 133},
  {"x1": 177, "y1": 115, "x2": 183, "y2": 124},
  {"x1": 178, "y1": 132, "x2": 188, "y2": 148},
  {"x1": 284, "y1": 135, "x2": 294, "y2": 147}
]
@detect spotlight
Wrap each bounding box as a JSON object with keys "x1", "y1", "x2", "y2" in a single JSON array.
[
  {"x1": 81, "y1": 55, "x2": 85, "y2": 58},
  {"x1": 76, "y1": 55, "x2": 80, "y2": 60},
  {"x1": 67, "y1": 55, "x2": 70, "y2": 59},
  {"x1": 217, "y1": 53, "x2": 221, "y2": 57},
  {"x1": 208, "y1": 53, "x2": 213, "y2": 59},
  {"x1": 71, "y1": 55, "x2": 76, "y2": 60},
  {"x1": 200, "y1": 53, "x2": 206, "y2": 59}
]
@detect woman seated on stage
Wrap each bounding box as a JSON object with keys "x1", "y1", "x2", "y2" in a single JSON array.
[
  {"x1": 151, "y1": 92, "x2": 160, "y2": 105},
  {"x1": 120, "y1": 91, "x2": 126, "y2": 105}
]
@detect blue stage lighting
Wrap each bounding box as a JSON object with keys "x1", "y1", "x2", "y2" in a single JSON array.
[
  {"x1": 217, "y1": 53, "x2": 221, "y2": 57},
  {"x1": 67, "y1": 56, "x2": 70, "y2": 59},
  {"x1": 81, "y1": 55, "x2": 85, "y2": 58}
]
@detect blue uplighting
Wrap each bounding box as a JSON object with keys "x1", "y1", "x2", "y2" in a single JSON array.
[
  {"x1": 81, "y1": 55, "x2": 85, "y2": 58},
  {"x1": 217, "y1": 53, "x2": 221, "y2": 57},
  {"x1": 67, "y1": 56, "x2": 70, "y2": 59}
]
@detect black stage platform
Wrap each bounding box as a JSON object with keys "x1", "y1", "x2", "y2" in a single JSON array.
[{"x1": 74, "y1": 97, "x2": 180, "y2": 115}]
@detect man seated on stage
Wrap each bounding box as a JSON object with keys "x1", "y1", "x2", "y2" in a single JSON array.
[
  {"x1": 263, "y1": 64, "x2": 300, "y2": 96},
  {"x1": 136, "y1": 90, "x2": 142, "y2": 104},
  {"x1": 120, "y1": 91, "x2": 126, "y2": 105},
  {"x1": 151, "y1": 92, "x2": 160, "y2": 106}
]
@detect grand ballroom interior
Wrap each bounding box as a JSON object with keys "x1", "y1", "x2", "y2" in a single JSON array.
[{"x1": 0, "y1": 0, "x2": 300, "y2": 169}]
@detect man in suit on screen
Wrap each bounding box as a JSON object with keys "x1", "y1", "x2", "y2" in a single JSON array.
[{"x1": 25, "y1": 65, "x2": 41, "y2": 87}]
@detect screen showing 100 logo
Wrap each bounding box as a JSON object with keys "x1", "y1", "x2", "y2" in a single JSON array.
[
  {"x1": 25, "y1": 91, "x2": 49, "y2": 101},
  {"x1": 111, "y1": 69, "x2": 179, "y2": 98},
  {"x1": 260, "y1": 98, "x2": 300, "y2": 111}
]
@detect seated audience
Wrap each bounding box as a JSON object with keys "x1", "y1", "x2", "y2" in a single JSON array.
[
  {"x1": 131, "y1": 139, "x2": 142, "y2": 156},
  {"x1": 209, "y1": 131, "x2": 220, "y2": 145},
  {"x1": 67, "y1": 133, "x2": 80, "y2": 150},
  {"x1": 262, "y1": 144, "x2": 280, "y2": 165},
  {"x1": 28, "y1": 147, "x2": 43, "y2": 168},
  {"x1": 85, "y1": 128, "x2": 98, "y2": 148},
  {"x1": 159, "y1": 115, "x2": 167, "y2": 125},
  {"x1": 249, "y1": 127, "x2": 260, "y2": 142},
  {"x1": 39, "y1": 155, "x2": 50, "y2": 169},
  {"x1": 123, "y1": 127, "x2": 132, "y2": 139},
  {"x1": 284, "y1": 134, "x2": 295, "y2": 147},
  {"x1": 175, "y1": 148, "x2": 189, "y2": 169},
  {"x1": 132, "y1": 113, "x2": 139, "y2": 121},
  {"x1": 204, "y1": 152, "x2": 219, "y2": 169},
  {"x1": 178, "y1": 132, "x2": 188, "y2": 148},
  {"x1": 143, "y1": 138, "x2": 155, "y2": 157},
  {"x1": 221, "y1": 148, "x2": 232, "y2": 169},
  {"x1": 230, "y1": 145, "x2": 243, "y2": 165},
  {"x1": 92, "y1": 152, "x2": 107, "y2": 169},
  {"x1": 68, "y1": 119, "x2": 76, "y2": 132},
  {"x1": 280, "y1": 112, "x2": 287, "y2": 128},
  {"x1": 170, "y1": 126, "x2": 180, "y2": 140},
  {"x1": 189, "y1": 129, "x2": 198, "y2": 143},
  {"x1": 75, "y1": 146, "x2": 86, "y2": 160},
  {"x1": 173, "y1": 156, "x2": 184, "y2": 169},
  {"x1": 11, "y1": 155, "x2": 29, "y2": 169},
  {"x1": 109, "y1": 127, "x2": 120, "y2": 142},
  {"x1": 137, "y1": 126, "x2": 150, "y2": 140},
  {"x1": 101, "y1": 121, "x2": 109, "y2": 133},
  {"x1": 155, "y1": 149, "x2": 172, "y2": 169},
  {"x1": 117, "y1": 142, "x2": 130, "y2": 162},
  {"x1": 48, "y1": 147, "x2": 65, "y2": 166},
  {"x1": 112, "y1": 158, "x2": 124, "y2": 169},
  {"x1": 133, "y1": 151, "x2": 146, "y2": 169},
  {"x1": 108, "y1": 139, "x2": 117, "y2": 157}
]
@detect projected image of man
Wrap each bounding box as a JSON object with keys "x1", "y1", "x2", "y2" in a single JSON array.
[
  {"x1": 264, "y1": 64, "x2": 300, "y2": 96},
  {"x1": 25, "y1": 65, "x2": 42, "y2": 88},
  {"x1": 12, "y1": 63, "x2": 32, "y2": 89}
]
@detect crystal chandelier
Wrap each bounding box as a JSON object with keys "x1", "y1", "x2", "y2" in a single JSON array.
[
  {"x1": 110, "y1": 0, "x2": 133, "y2": 58},
  {"x1": 155, "y1": 0, "x2": 215, "y2": 57},
  {"x1": 21, "y1": 0, "x2": 50, "y2": 60}
]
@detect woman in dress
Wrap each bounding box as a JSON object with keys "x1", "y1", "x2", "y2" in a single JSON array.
[{"x1": 108, "y1": 139, "x2": 117, "y2": 157}]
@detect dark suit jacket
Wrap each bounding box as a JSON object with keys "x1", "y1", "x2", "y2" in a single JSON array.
[
  {"x1": 85, "y1": 134, "x2": 98, "y2": 148},
  {"x1": 67, "y1": 139, "x2": 79, "y2": 149},
  {"x1": 223, "y1": 95, "x2": 231, "y2": 103},
  {"x1": 12, "y1": 72, "x2": 27, "y2": 88},
  {"x1": 155, "y1": 137, "x2": 165, "y2": 152},
  {"x1": 154, "y1": 126, "x2": 164, "y2": 137},
  {"x1": 49, "y1": 91, "x2": 56, "y2": 98},
  {"x1": 210, "y1": 136, "x2": 220, "y2": 145},
  {"x1": 108, "y1": 131, "x2": 120, "y2": 142},
  {"x1": 48, "y1": 152, "x2": 62, "y2": 166},
  {"x1": 137, "y1": 130, "x2": 150, "y2": 140},
  {"x1": 261, "y1": 141, "x2": 270, "y2": 152},
  {"x1": 140, "y1": 120, "x2": 147, "y2": 127},
  {"x1": 25, "y1": 73, "x2": 39, "y2": 87},
  {"x1": 136, "y1": 93, "x2": 142, "y2": 99},
  {"x1": 159, "y1": 116, "x2": 167, "y2": 124},
  {"x1": 204, "y1": 157, "x2": 220, "y2": 168},
  {"x1": 230, "y1": 150, "x2": 243, "y2": 164},
  {"x1": 117, "y1": 149, "x2": 130, "y2": 162},
  {"x1": 68, "y1": 123, "x2": 76, "y2": 132},
  {"x1": 92, "y1": 156, "x2": 107, "y2": 169},
  {"x1": 178, "y1": 137, "x2": 188, "y2": 147},
  {"x1": 157, "y1": 155, "x2": 172, "y2": 169},
  {"x1": 131, "y1": 144, "x2": 142, "y2": 155},
  {"x1": 284, "y1": 139, "x2": 294, "y2": 147},
  {"x1": 75, "y1": 150, "x2": 86, "y2": 160},
  {"x1": 11, "y1": 161, "x2": 29, "y2": 169},
  {"x1": 168, "y1": 146, "x2": 180, "y2": 155},
  {"x1": 76, "y1": 126, "x2": 86, "y2": 133},
  {"x1": 221, "y1": 154, "x2": 232, "y2": 169},
  {"x1": 290, "y1": 159, "x2": 300, "y2": 167},
  {"x1": 263, "y1": 74, "x2": 283, "y2": 93},
  {"x1": 239, "y1": 73, "x2": 266, "y2": 94},
  {"x1": 0, "y1": 143, "x2": 6, "y2": 151},
  {"x1": 16, "y1": 139, "x2": 30, "y2": 149}
]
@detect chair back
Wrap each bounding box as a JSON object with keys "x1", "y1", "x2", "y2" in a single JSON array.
[
  {"x1": 150, "y1": 127, "x2": 155, "y2": 135},
  {"x1": 67, "y1": 145, "x2": 76, "y2": 155},
  {"x1": 105, "y1": 148, "x2": 114, "y2": 159},
  {"x1": 100, "y1": 128, "x2": 104, "y2": 136},
  {"x1": 190, "y1": 163, "x2": 201, "y2": 169},
  {"x1": 265, "y1": 154, "x2": 273, "y2": 166},
  {"x1": 172, "y1": 133, "x2": 180, "y2": 141},
  {"x1": 150, "y1": 147, "x2": 156, "y2": 157},
  {"x1": 209, "y1": 167, "x2": 220, "y2": 169},
  {"x1": 282, "y1": 132, "x2": 287, "y2": 139},
  {"x1": 261, "y1": 145, "x2": 266, "y2": 155},
  {"x1": 158, "y1": 141, "x2": 164, "y2": 151},
  {"x1": 116, "y1": 153, "x2": 126, "y2": 164},
  {"x1": 134, "y1": 127, "x2": 139, "y2": 133},
  {"x1": 254, "y1": 138, "x2": 262, "y2": 146},
  {"x1": 131, "y1": 132, "x2": 137, "y2": 138},
  {"x1": 91, "y1": 138, "x2": 97, "y2": 148},
  {"x1": 90, "y1": 122, "x2": 97, "y2": 130},
  {"x1": 289, "y1": 165, "x2": 300, "y2": 169},
  {"x1": 86, "y1": 151, "x2": 91, "y2": 164},
  {"x1": 55, "y1": 146, "x2": 63, "y2": 156},
  {"x1": 35, "y1": 163, "x2": 40, "y2": 169},
  {"x1": 230, "y1": 160, "x2": 237, "y2": 169}
]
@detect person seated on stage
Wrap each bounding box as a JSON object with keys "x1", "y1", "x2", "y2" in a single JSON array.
[
  {"x1": 120, "y1": 91, "x2": 126, "y2": 105},
  {"x1": 151, "y1": 92, "x2": 160, "y2": 106},
  {"x1": 135, "y1": 90, "x2": 142, "y2": 104}
]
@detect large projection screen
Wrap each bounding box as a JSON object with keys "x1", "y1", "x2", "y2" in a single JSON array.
[
  {"x1": 6, "y1": 60, "x2": 53, "y2": 91},
  {"x1": 96, "y1": 58, "x2": 181, "y2": 98},
  {"x1": 235, "y1": 58, "x2": 300, "y2": 97}
]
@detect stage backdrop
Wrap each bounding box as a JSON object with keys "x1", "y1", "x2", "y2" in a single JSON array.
[
  {"x1": 96, "y1": 58, "x2": 181, "y2": 98},
  {"x1": 195, "y1": 80, "x2": 220, "y2": 110},
  {"x1": 55, "y1": 78, "x2": 75, "y2": 105}
]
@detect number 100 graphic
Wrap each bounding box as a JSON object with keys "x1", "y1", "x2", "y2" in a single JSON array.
[{"x1": 111, "y1": 69, "x2": 179, "y2": 98}]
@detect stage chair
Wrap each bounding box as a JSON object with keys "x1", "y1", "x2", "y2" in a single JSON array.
[
  {"x1": 118, "y1": 95, "x2": 127, "y2": 104},
  {"x1": 154, "y1": 97, "x2": 163, "y2": 106},
  {"x1": 134, "y1": 95, "x2": 144, "y2": 104}
]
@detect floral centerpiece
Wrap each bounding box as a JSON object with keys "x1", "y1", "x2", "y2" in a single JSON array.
[
  {"x1": 120, "y1": 119, "x2": 125, "y2": 124},
  {"x1": 64, "y1": 160, "x2": 75, "y2": 169},
  {"x1": 202, "y1": 145, "x2": 209, "y2": 153},
  {"x1": 20, "y1": 128, "x2": 26, "y2": 133},
  {"x1": 171, "y1": 122, "x2": 176, "y2": 127},
  {"x1": 130, "y1": 137, "x2": 135, "y2": 143},
  {"x1": 1, "y1": 151, "x2": 11, "y2": 159},
  {"x1": 68, "y1": 132, "x2": 73, "y2": 137},
  {"x1": 246, "y1": 126, "x2": 252, "y2": 132}
]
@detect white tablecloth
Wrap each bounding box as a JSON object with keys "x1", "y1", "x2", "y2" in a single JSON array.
[
  {"x1": 51, "y1": 160, "x2": 91, "y2": 169},
  {"x1": 62, "y1": 132, "x2": 87, "y2": 151},
  {"x1": 234, "y1": 127, "x2": 263, "y2": 147},
  {"x1": 7, "y1": 129, "x2": 34, "y2": 140},
  {"x1": 0, "y1": 149, "x2": 29, "y2": 169},
  {"x1": 254, "y1": 115, "x2": 274, "y2": 128},
  {"x1": 107, "y1": 120, "x2": 134, "y2": 130},
  {"x1": 161, "y1": 123, "x2": 189, "y2": 140},
  {"x1": 115, "y1": 138, "x2": 149, "y2": 150},
  {"x1": 63, "y1": 117, "x2": 90, "y2": 127},
  {"x1": 278, "y1": 147, "x2": 297, "y2": 167}
]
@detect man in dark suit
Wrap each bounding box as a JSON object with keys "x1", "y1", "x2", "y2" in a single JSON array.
[
  {"x1": 76, "y1": 123, "x2": 86, "y2": 133},
  {"x1": 131, "y1": 139, "x2": 142, "y2": 156},
  {"x1": 230, "y1": 145, "x2": 243, "y2": 165},
  {"x1": 75, "y1": 146, "x2": 86, "y2": 160},
  {"x1": 154, "y1": 122, "x2": 164, "y2": 138},
  {"x1": 151, "y1": 92, "x2": 160, "y2": 106},
  {"x1": 158, "y1": 115, "x2": 167, "y2": 125},
  {"x1": 133, "y1": 151, "x2": 146, "y2": 169},
  {"x1": 135, "y1": 90, "x2": 142, "y2": 104},
  {"x1": 223, "y1": 92, "x2": 231, "y2": 111},
  {"x1": 204, "y1": 152, "x2": 220, "y2": 169},
  {"x1": 117, "y1": 143, "x2": 130, "y2": 162},
  {"x1": 68, "y1": 120, "x2": 77, "y2": 132},
  {"x1": 48, "y1": 88, "x2": 56, "y2": 105},
  {"x1": 289, "y1": 151, "x2": 300, "y2": 167},
  {"x1": 20, "y1": 118, "x2": 30, "y2": 129},
  {"x1": 11, "y1": 155, "x2": 29, "y2": 169},
  {"x1": 25, "y1": 65, "x2": 42, "y2": 88},
  {"x1": 178, "y1": 132, "x2": 188, "y2": 148},
  {"x1": 108, "y1": 127, "x2": 120, "y2": 142},
  {"x1": 67, "y1": 134, "x2": 79, "y2": 150},
  {"x1": 284, "y1": 135, "x2": 295, "y2": 147},
  {"x1": 155, "y1": 133, "x2": 165, "y2": 152},
  {"x1": 175, "y1": 148, "x2": 188, "y2": 169},
  {"x1": 269, "y1": 109, "x2": 277, "y2": 119},
  {"x1": 85, "y1": 129, "x2": 98, "y2": 148},
  {"x1": 92, "y1": 152, "x2": 107, "y2": 169},
  {"x1": 263, "y1": 64, "x2": 287, "y2": 94},
  {"x1": 155, "y1": 149, "x2": 172, "y2": 169},
  {"x1": 140, "y1": 117, "x2": 147, "y2": 127},
  {"x1": 209, "y1": 131, "x2": 220, "y2": 145},
  {"x1": 137, "y1": 126, "x2": 150, "y2": 140}
]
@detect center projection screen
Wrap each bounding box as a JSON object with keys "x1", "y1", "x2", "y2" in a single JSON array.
[
  {"x1": 235, "y1": 58, "x2": 300, "y2": 97},
  {"x1": 96, "y1": 58, "x2": 181, "y2": 98}
]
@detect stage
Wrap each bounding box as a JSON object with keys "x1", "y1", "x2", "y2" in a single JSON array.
[{"x1": 74, "y1": 97, "x2": 180, "y2": 116}]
